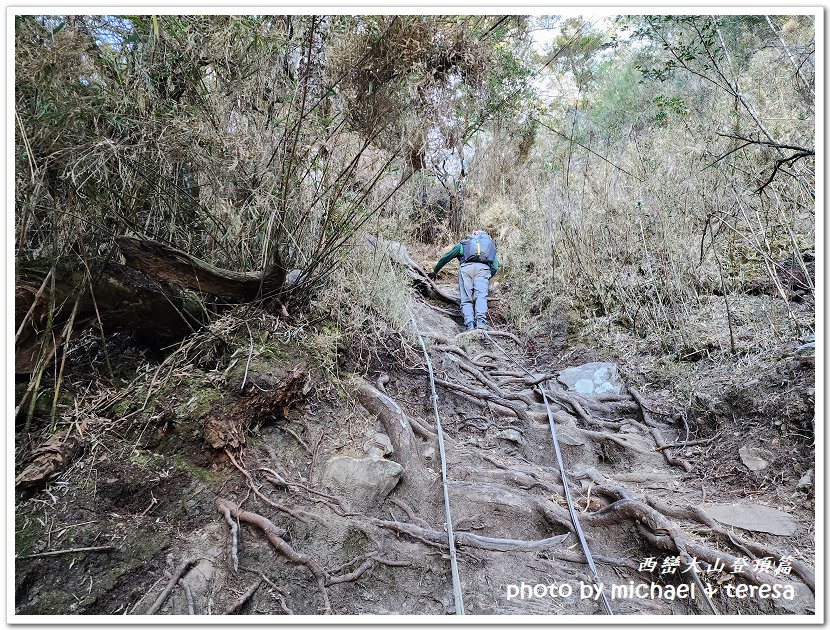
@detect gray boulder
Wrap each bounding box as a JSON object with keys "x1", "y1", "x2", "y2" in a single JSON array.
[
  {"x1": 703, "y1": 502, "x2": 798, "y2": 536},
  {"x1": 323, "y1": 455, "x2": 402, "y2": 509},
  {"x1": 557, "y1": 362, "x2": 625, "y2": 397}
]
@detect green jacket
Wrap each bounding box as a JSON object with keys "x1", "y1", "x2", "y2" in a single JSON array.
[{"x1": 433, "y1": 242, "x2": 499, "y2": 278}]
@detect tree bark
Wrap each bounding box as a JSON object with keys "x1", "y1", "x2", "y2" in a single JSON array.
[
  {"x1": 15, "y1": 260, "x2": 206, "y2": 373},
  {"x1": 116, "y1": 236, "x2": 286, "y2": 300},
  {"x1": 350, "y1": 376, "x2": 433, "y2": 492}
]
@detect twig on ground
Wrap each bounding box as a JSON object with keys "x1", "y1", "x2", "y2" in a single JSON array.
[
  {"x1": 259, "y1": 572, "x2": 294, "y2": 614},
  {"x1": 146, "y1": 557, "x2": 197, "y2": 614},
  {"x1": 281, "y1": 426, "x2": 311, "y2": 453},
  {"x1": 16, "y1": 545, "x2": 116, "y2": 560},
  {"x1": 223, "y1": 577, "x2": 263, "y2": 614},
  {"x1": 179, "y1": 579, "x2": 195, "y2": 614}
]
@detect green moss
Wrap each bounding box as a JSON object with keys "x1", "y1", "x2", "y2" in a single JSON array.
[
  {"x1": 341, "y1": 526, "x2": 370, "y2": 559},
  {"x1": 81, "y1": 528, "x2": 168, "y2": 610},
  {"x1": 128, "y1": 449, "x2": 164, "y2": 470},
  {"x1": 17, "y1": 257, "x2": 59, "y2": 275},
  {"x1": 171, "y1": 383, "x2": 223, "y2": 428},
  {"x1": 14, "y1": 521, "x2": 38, "y2": 557},
  {"x1": 170, "y1": 454, "x2": 222, "y2": 486},
  {"x1": 17, "y1": 588, "x2": 78, "y2": 615}
]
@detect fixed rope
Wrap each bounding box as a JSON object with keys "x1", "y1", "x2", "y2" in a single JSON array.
[
  {"x1": 407, "y1": 308, "x2": 465, "y2": 615},
  {"x1": 480, "y1": 330, "x2": 614, "y2": 615}
]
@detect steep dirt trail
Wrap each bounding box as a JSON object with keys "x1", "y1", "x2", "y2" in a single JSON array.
[
  {"x1": 394, "y1": 291, "x2": 815, "y2": 615},
  {"x1": 14, "y1": 283, "x2": 815, "y2": 617}
]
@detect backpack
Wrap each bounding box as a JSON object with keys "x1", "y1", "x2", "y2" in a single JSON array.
[{"x1": 461, "y1": 232, "x2": 497, "y2": 264}]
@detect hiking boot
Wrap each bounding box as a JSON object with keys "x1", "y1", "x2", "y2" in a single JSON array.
[
  {"x1": 464, "y1": 322, "x2": 475, "y2": 331},
  {"x1": 476, "y1": 320, "x2": 490, "y2": 331}
]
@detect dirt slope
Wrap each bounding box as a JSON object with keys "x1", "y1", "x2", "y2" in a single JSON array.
[{"x1": 14, "y1": 284, "x2": 815, "y2": 618}]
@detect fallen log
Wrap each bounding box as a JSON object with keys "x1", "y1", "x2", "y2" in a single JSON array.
[
  {"x1": 15, "y1": 259, "x2": 206, "y2": 373},
  {"x1": 115, "y1": 236, "x2": 286, "y2": 300}
]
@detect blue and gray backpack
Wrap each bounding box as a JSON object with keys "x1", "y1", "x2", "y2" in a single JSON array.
[{"x1": 461, "y1": 231, "x2": 497, "y2": 264}]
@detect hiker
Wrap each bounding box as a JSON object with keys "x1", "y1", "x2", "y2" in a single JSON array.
[{"x1": 428, "y1": 230, "x2": 498, "y2": 331}]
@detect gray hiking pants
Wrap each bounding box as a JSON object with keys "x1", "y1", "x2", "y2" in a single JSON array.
[{"x1": 458, "y1": 262, "x2": 491, "y2": 326}]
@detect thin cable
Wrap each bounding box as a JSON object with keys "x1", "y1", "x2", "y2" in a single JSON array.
[
  {"x1": 407, "y1": 306, "x2": 465, "y2": 615},
  {"x1": 480, "y1": 330, "x2": 613, "y2": 615}
]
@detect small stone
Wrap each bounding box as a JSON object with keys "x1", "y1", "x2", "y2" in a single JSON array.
[
  {"x1": 423, "y1": 447, "x2": 436, "y2": 462},
  {"x1": 739, "y1": 445, "x2": 769, "y2": 472},
  {"x1": 363, "y1": 433, "x2": 394, "y2": 459},
  {"x1": 797, "y1": 468, "x2": 814, "y2": 489},
  {"x1": 495, "y1": 428, "x2": 525, "y2": 446}
]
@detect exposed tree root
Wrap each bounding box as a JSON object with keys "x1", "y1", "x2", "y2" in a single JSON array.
[
  {"x1": 350, "y1": 377, "x2": 432, "y2": 490},
  {"x1": 583, "y1": 495, "x2": 788, "y2": 589},
  {"x1": 225, "y1": 449, "x2": 323, "y2": 524},
  {"x1": 326, "y1": 555, "x2": 411, "y2": 585},
  {"x1": 629, "y1": 387, "x2": 692, "y2": 472},
  {"x1": 431, "y1": 375, "x2": 532, "y2": 423},
  {"x1": 389, "y1": 496, "x2": 432, "y2": 529},
  {"x1": 179, "y1": 578, "x2": 195, "y2": 615},
  {"x1": 215, "y1": 498, "x2": 332, "y2": 614},
  {"x1": 372, "y1": 518, "x2": 568, "y2": 552},
  {"x1": 646, "y1": 497, "x2": 815, "y2": 592},
  {"x1": 257, "y1": 466, "x2": 352, "y2": 515},
  {"x1": 218, "y1": 502, "x2": 240, "y2": 572}
]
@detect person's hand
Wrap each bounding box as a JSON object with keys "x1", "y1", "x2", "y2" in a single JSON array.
[{"x1": 427, "y1": 272, "x2": 436, "y2": 280}]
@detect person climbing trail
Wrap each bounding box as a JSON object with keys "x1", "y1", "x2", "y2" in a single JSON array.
[{"x1": 428, "y1": 230, "x2": 498, "y2": 331}]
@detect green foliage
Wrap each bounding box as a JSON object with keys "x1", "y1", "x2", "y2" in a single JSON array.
[
  {"x1": 652, "y1": 94, "x2": 688, "y2": 125},
  {"x1": 586, "y1": 60, "x2": 646, "y2": 139}
]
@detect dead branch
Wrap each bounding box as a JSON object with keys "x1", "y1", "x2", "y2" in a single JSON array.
[
  {"x1": 223, "y1": 578, "x2": 263, "y2": 614},
  {"x1": 365, "y1": 234, "x2": 459, "y2": 306},
  {"x1": 146, "y1": 557, "x2": 197, "y2": 614},
  {"x1": 116, "y1": 236, "x2": 285, "y2": 299},
  {"x1": 16, "y1": 544, "x2": 115, "y2": 559}
]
